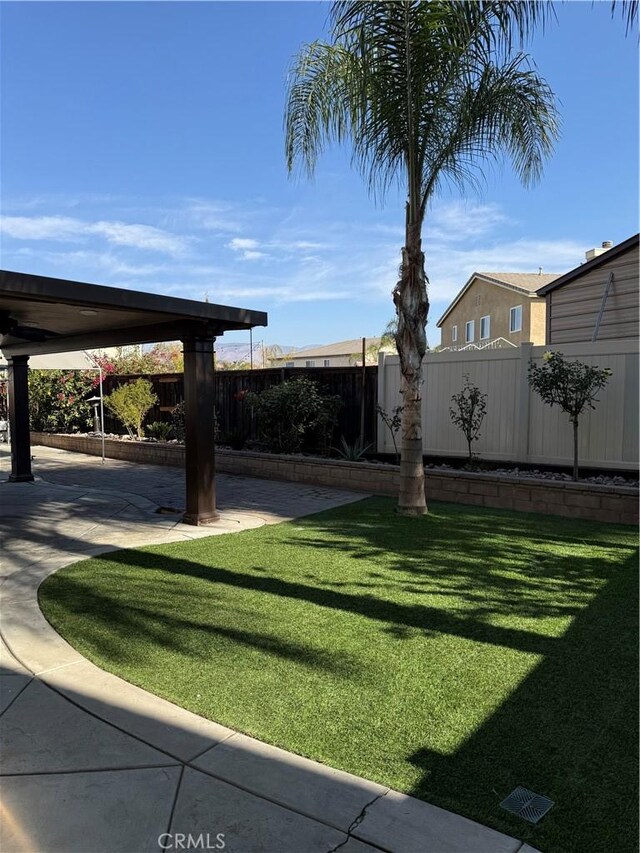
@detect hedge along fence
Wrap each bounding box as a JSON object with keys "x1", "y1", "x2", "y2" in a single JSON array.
[{"x1": 101, "y1": 366, "x2": 379, "y2": 449}]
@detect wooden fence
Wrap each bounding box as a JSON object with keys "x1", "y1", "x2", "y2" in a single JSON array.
[
  {"x1": 377, "y1": 340, "x2": 639, "y2": 471},
  {"x1": 102, "y1": 366, "x2": 379, "y2": 449}
]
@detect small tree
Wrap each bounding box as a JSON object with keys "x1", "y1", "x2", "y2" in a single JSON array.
[
  {"x1": 528, "y1": 352, "x2": 612, "y2": 481},
  {"x1": 104, "y1": 379, "x2": 158, "y2": 439},
  {"x1": 449, "y1": 375, "x2": 487, "y2": 466},
  {"x1": 377, "y1": 405, "x2": 403, "y2": 464}
]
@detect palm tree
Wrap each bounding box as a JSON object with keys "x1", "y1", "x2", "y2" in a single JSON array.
[{"x1": 285, "y1": 1, "x2": 559, "y2": 515}]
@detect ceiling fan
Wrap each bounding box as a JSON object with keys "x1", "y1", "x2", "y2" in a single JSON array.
[{"x1": 0, "y1": 310, "x2": 57, "y2": 343}]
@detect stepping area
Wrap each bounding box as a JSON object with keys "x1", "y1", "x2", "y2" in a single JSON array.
[{"x1": 0, "y1": 445, "x2": 535, "y2": 852}]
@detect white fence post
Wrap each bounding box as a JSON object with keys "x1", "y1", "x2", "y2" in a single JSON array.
[
  {"x1": 515, "y1": 342, "x2": 533, "y2": 464},
  {"x1": 377, "y1": 351, "x2": 386, "y2": 453}
]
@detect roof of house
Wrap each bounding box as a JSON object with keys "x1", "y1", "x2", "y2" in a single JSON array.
[
  {"x1": 536, "y1": 233, "x2": 640, "y2": 296},
  {"x1": 279, "y1": 337, "x2": 382, "y2": 360},
  {"x1": 436, "y1": 271, "x2": 560, "y2": 327}
]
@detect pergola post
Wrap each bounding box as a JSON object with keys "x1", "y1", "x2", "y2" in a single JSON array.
[
  {"x1": 8, "y1": 354, "x2": 34, "y2": 482},
  {"x1": 182, "y1": 335, "x2": 218, "y2": 525}
]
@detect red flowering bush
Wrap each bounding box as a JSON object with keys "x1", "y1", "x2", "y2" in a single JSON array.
[{"x1": 29, "y1": 370, "x2": 95, "y2": 433}]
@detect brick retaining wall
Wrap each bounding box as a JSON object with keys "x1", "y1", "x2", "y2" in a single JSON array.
[{"x1": 31, "y1": 432, "x2": 638, "y2": 525}]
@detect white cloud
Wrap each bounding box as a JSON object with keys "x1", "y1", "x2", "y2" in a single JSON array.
[
  {"x1": 425, "y1": 200, "x2": 511, "y2": 241},
  {"x1": 228, "y1": 237, "x2": 260, "y2": 251},
  {"x1": 1, "y1": 215, "x2": 82, "y2": 240},
  {"x1": 426, "y1": 238, "x2": 585, "y2": 303},
  {"x1": 0, "y1": 195, "x2": 590, "y2": 322},
  {"x1": 89, "y1": 221, "x2": 189, "y2": 255},
  {"x1": 0, "y1": 215, "x2": 190, "y2": 256},
  {"x1": 182, "y1": 199, "x2": 244, "y2": 233}
]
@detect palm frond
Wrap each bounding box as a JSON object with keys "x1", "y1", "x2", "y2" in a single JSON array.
[
  {"x1": 285, "y1": 1, "x2": 559, "y2": 212},
  {"x1": 284, "y1": 41, "x2": 355, "y2": 178},
  {"x1": 610, "y1": 0, "x2": 639, "y2": 34}
]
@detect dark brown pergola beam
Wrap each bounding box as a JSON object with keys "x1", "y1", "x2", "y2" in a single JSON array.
[
  {"x1": 0, "y1": 269, "x2": 266, "y2": 329},
  {"x1": 1, "y1": 320, "x2": 227, "y2": 357}
]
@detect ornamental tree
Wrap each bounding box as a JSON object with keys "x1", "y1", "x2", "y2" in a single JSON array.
[
  {"x1": 528, "y1": 351, "x2": 612, "y2": 480},
  {"x1": 104, "y1": 378, "x2": 158, "y2": 439},
  {"x1": 449, "y1": 375, "x2": 487, "y2": 465}
]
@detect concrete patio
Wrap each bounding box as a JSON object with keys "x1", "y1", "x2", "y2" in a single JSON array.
[{"x1": 0, "y1": 446, "x2": 537, "y2": 853}]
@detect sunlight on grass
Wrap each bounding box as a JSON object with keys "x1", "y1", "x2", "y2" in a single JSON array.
[{"x1": 40, "y1": 498, "x2": 638, "y2": 853}]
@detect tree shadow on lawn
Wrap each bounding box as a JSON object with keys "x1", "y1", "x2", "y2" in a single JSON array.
[
  {"x1": 39, "y1": 499, "x2": 638, "y2": 853},
  {"x1": 40, "y1": 573, "x2": 362, "y2": 677},
  {"x1": 43, "y1": 500, "x2": 634, "y2": 666},
  {"x1": 405, "y1": 549, "x2": 639, "y2": 853},
  {"x1": 273, "y1": 500, "x2": 630, "y2": 626}
]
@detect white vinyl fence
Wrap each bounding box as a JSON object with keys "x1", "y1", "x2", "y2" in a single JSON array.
[{"x1": 377, "y1": 340, "x2": 639, "y2": 471}]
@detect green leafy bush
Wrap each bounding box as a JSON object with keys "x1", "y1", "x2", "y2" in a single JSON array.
[
  {"x1": 171, "y1": 402, "x2": 186, "y2": 442},
  {"x1": 248, "y1": 377, "x2": 340, "y2": 454},
  {"x1": 146, "y1": 421, "x2": 172, "y2": 441},
  {"x1": 528, "y1": 351, "x2": 611, "y2": 480},
  {"x1": 29, "y1": 370, "x2": 95, "y2": 433},
  {"x1": 170, "y1": 401, "x2": 219, "y2": 444},
  {"x1": 104, "y1": 379, "x2": 158, "y2": 439}
]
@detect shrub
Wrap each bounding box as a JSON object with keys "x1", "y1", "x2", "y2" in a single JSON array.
[
  {"x1": 449, "y1": 375, "x2": 487, "y2": 465},
  {"x1": 171, "y1": 402, "x2": 186, "y2": 442},
  {"x1": 247, "y1": 377, "x2": 340, "y2": 455},
  {"x1": 333, "y1": 436, "x2": 372, "y2": 461},
  {"x1": 29, "y1": 370, "x2": 95, "y2": 433},
  {"x1": 528, "y1": 351, "x2": 611, "y2": 480},
  {"x1": 170, "y1": 401, "x2": 219, "y2": 444},
  {"x1": 146, "y1": 421, "x2": 172, "y2": 441},
  {"x1": 104, "y1": 379, "x2": 158, "y2": 439}
]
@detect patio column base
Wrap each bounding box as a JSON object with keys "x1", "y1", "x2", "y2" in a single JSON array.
[
  {"x1": 8, "y1": 473, "x2": 35, "y2": 483},
  {"x1": 181, "y1": 510, "x2": 221, "y2": 526}
]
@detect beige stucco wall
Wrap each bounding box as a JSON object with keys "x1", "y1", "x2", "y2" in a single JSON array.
[
  {"x1": 439, "y1": 277, "x2": 547, "y2": 346},
  {"x1": 276, "y1": 354, "x2": 356, "y2": 367},
  {"x1": 547, "y1": 244, "x2": 639, "y2": 344}
]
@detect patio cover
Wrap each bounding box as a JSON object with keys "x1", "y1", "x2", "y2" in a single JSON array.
[
  {"x1": 0, "y1": 350, "x2": 98, "y2": 370},
  {"x1": 0, "y1": 269, "x2": 267, "y2": 524}
]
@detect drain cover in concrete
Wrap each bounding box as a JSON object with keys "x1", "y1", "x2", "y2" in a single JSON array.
[{"x1": 499, "y1": 786, "x2": 554, "y2": 824}]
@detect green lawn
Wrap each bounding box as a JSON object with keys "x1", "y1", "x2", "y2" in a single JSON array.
[{"x1": 39, "y1": 498, "x2": 638, "y2": 853}]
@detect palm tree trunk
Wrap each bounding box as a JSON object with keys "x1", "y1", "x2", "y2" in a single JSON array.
[{"x1": 394, "y1": 217, "x2": 429, "y2": 515}]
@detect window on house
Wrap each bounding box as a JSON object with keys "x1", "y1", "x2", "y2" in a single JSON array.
[
  {"x1": 323, "y1": 359, "x2": 330, "y2": 367},
  {"x1": 480, "y1": 315, "x2": 490, "y2": 339},
  {"x1": 509, "y1": 305, "x2": 522, "y2": 333},
  {"x1": 465, "y1": 320, "x2": 475, "y2": 343},
  {"x1": 305, "y1": 360, "x2": 316, "y2": 368},
  {"x1": 451, "y1": 325, "x2": 458, "y2": 343},
  {"x1": 285, "y1": 361, "x2": 294, "y2": 367}
]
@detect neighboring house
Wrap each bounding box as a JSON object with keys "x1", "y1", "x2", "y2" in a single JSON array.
[
  {"x1": 271, "y1": 337, "x2": 383, "y2": 368},
  {"x1": 537, "y1": 234, "x2": 639, "y2": 344},
  {"x1": 436, "y1": 271, "x2": 560, "y2": 348}
]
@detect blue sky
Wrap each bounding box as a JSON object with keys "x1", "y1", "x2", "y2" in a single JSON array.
[{"x1": 1, "y1": 1, "x2": 638, "y2": 349}]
